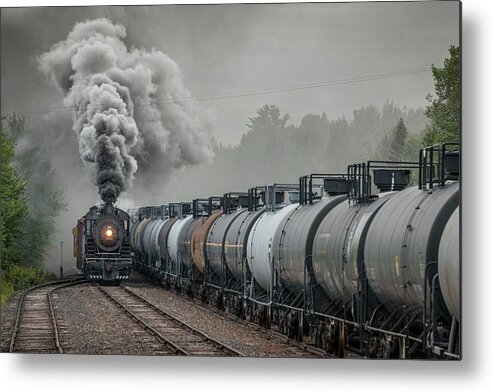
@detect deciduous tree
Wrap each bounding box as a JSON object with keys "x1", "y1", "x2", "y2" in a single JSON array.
[
  {"x1": 423, "y1": 45, "x2": 460, "y2": 145},
  {"x1": 0, "y1": 115, "x2": 28, "y2": 267}
]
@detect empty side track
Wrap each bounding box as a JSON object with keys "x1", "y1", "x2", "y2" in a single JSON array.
[{"x1": 9, "y1": 277, "x2": 86, "y2": 353}]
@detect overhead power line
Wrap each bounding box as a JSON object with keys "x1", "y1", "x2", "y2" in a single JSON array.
[{"x1": 3, "y1": 67, "x2": 433, "y2": 116}]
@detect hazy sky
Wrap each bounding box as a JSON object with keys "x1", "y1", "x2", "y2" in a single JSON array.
[{"x1": 1, "y1": 1, "x2": 460, "y2": 145}]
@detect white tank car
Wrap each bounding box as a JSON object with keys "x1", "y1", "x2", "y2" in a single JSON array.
[{"x1": 247, "y1": 204, "x2": 298, "y2": 294}]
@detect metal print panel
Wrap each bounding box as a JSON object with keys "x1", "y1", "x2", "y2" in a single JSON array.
[{"x1": 0, "y1": 1, "x2": 461, "y2": 360}]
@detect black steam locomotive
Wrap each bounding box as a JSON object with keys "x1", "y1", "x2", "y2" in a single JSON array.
[{"x1": 73, "y1": 202, "x2": 133, "y2": 282}]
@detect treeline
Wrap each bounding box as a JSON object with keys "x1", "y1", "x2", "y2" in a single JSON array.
[
  {"x1": 0, "y1": 114, "x2": 65, "y2": 305},
  {"x1": 169, "y1": 46, "x2": 459, "y2": 198},
  {"x1": 169, "y1": 101, "x2": 428, "y2": 197}
]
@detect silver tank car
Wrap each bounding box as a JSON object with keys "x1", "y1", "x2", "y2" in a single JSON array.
[
  {"x1": 167, "y1": 215, "x2": 194, "y2": 276},
  {"x1": 273, "y1": 196, "x2": 346, "y2": 293},
  {"x1": 206, "y1": 208, "x2": 247, "y2": 277},
  {"x1": 130, "y1": 218, "x2": 140, "y2": 252},
  {"x1": 141, "y1": 219, "x2": 162, "y2": 267},
  {"x1": 143, "y1": 219, "x2": 167, "y2": 270},
  {"x1": 223, "y1": 208, "x2": 265, "y2": 282},
  {"x1": 134, "y1": 218, "x2": 152, "y2": 257},
  {"x1": 157, "y1": 217, "x2": 178, "y2": 271},
  {"x1": 247, "y1": 204, "x2": 298, "y2": 293},
  {"x1": 312, "y1": 193, "x2": 394, "y2": 306},
  {"x1": 438, "y1": 207, "x2": 460, "y2": 320},
  {"x1": 364, "y1": 182, "x2": 459, "y2": 316}
]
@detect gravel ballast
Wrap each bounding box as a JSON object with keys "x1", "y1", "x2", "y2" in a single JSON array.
[{"x1": 2, "y1": 280, "x2": 320, "y2": 357}]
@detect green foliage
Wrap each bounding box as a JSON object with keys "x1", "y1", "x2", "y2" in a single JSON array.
[
  {"x1": 1, "y1": 113, "x2": 66, "y2": 268},
  {"x1": 1, "y1": 113, "x2": 65, "y2": 305},
  {"x1": 1, "y1": 265, "x2": 46, "y2": 306},
  {"x1": 1, "y1": 279, "x2": 14, "y2": 307},
  {"x1": 0, "y1": 115, "x2": 29, "y2": 268},
  {"x1": 423, "y1": 45, "x2": 460, "y2": 146},
  {"x1": 4, "y1": 264, "x2": 45, "y2": 290}
]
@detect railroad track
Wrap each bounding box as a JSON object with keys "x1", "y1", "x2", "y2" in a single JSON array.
[
  {"x1": 9, "y1": 277, "x2": 86, "y2": 353},
  {"x1": 95, "y1": 284, "x2": 245, "y2": 357}
]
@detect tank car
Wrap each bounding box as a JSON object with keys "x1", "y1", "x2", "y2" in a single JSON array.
[
  {"x1": 190, "y1": 198, "x2": 223, "y2": 279},
  {"x1": 439, "y1": 206, "x2": 460, "y2": 321},
  {"x1": 156, "y1": 209, "x2": 179, "y2": 278},
  {"x1": 165, "y1": 201, "x2": 210, "y2": 292},
  {"x1": 204, "y1": 192, "x2": 265, "y2": 314},
  {"x1": 206, "y1": 193, "x2": 251, "y2": 283},
  {"x1": 248, "y1": 205, "x2": 298, "y2": 295},
  {"x1": 438, "y1": 206, "x2": 460, "y2": 355},
  {"x1": 221, "y1": 197, "x2": 265, "y2": 288},
  {"x1": 256, "y1": 177, "x2": 348, "y2": 338},
  {"x1": 73, "y1": 203, "x2": 133, "y2": 282}
]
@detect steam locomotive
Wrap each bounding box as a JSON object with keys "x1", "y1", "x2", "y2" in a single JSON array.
[
  {"x1": 73, "y1": 202, "x2": 133, "y2": 281},
  {"x1": 129, "y1": 142, "x2": 460, "y2": 359}
]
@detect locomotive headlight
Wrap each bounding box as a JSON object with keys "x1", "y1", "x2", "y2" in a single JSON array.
[{"x1": 95, "y1": 216, "x2": 122, "y2": 251}]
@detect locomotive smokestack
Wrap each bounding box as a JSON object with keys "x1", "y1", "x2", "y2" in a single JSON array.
[
  {"x1": 103, "y1": 202, "x2": 114, "y2": 216},
  {"x1": 38, "y1": 18, "x2": 213, "y2": 204}
]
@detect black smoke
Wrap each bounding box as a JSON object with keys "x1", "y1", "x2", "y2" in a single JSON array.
[{"x1": 38, "y1": 17, "x2": 213, "y2": 204}]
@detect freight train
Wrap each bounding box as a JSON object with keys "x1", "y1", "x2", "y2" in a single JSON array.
[
  {"x1": 73, "y1": 202, "x2": 133, "y2": 281},
  {"x1": 129, "y1": 143, "x2": 460, "y2": 359}
]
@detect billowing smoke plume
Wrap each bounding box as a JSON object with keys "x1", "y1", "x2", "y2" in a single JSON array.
[{"x1": 38, "y1": 18, "x2": 213, "y2": 203}]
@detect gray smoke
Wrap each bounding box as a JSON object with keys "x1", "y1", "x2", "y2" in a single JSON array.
[{"x1": 38, "y1": 18, "x2": 213, "y2": 203}]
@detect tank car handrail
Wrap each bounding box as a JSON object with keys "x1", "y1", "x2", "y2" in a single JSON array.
[
  {"x1": 247, "y1": 186, "x2": 266, "y2": 211},
  {"x1": 419, "y1": 142, "x2": 460, "y2": 190},
  {"x1": 299, "y1": 173, "x2": 347, "y2": 205},
  {"x1": 348, "y1": 159, "x2": 420, "y2": 204},
  {"x1": 223, "y1": 191, "x2": 249, "y2": 213}
]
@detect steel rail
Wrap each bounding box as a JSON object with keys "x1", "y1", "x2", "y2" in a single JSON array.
[
  {"x1": 94, "y1": 283, "x2": 188, "y2": 355},
  {"x1": 120, "y1": 285, "x2": 245, "y2": 357},
  {"x1": 9, "y1": 276, "x2": 85, "y2": 353},
  {"x1": 47, "y1": 280, "x2": 88, "y2": 353}
]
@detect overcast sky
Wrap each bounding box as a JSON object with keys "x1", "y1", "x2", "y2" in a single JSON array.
[{"x1": 1, "y1": 1, "x2": 460, "y2": 145}]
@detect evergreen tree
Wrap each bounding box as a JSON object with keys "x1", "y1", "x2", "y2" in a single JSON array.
[{"x1": 389, "y1": 118, "x2": 408, "y2": 161}]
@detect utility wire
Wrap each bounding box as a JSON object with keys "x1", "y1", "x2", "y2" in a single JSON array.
[{"x1": 3, "y1": 67, "x2": 432, "y2": 116}]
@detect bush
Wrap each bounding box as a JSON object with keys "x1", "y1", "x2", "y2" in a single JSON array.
[
  {"x1": 0, "y1": 265, "x2": 46, "y2": 307},
  {"x1": 1, "y1": 280, "x2": 15, "y2": 307}
]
